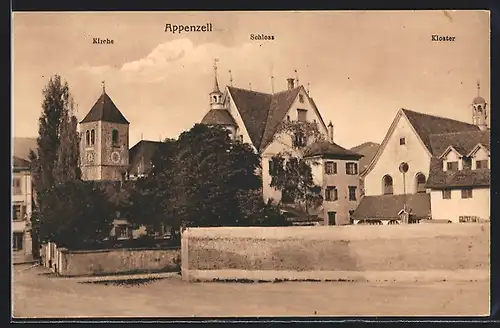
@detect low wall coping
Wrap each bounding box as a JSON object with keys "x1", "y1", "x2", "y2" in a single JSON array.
[
  {"x1": 61, "y1": 246, "x2": 180, "y2": 254},
  {"x1": 183, "y1": 223, "x2": 489, "y2": 241}
]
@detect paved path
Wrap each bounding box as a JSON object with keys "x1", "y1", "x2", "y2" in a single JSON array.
[{"x1": 12, "y1": 264, "x2": 489, "y2": 318}]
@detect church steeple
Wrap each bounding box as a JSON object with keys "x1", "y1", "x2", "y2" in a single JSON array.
[
  {"x1": 209, "y1": 59, "x2": 224, "y2": 110},
  {"x1": 472, "y1": 80, "x2": 488, "y2": 131}
]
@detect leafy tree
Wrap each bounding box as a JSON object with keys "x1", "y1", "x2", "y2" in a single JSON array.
[
  {"x1": 37, "y1": 180, "x2": 115, "y2": 250},
  {"x1": 236, "y1": 189, "x2": 291, "y2": 227},
  {"x1": 269, "y1": 120, "x2": 325, "y2": 219},
  {"x1": 28, "y1": 75, "x2": 81, "y2": 257}
]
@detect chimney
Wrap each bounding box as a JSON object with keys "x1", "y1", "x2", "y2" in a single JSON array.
[
  {"x1": 328, "y1": 121, "x2": 334, "y2": 143},
  {"x1": 286, "y1": 78, "x2": 295, "y2": 90}
]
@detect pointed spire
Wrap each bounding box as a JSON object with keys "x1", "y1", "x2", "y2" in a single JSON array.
[
  {"x1": 307, "y1": 82, "x2": 310, "y2": 95},
  {"x1": 328, "y1": 120, "x2": 333, "y2": 127},
  {"x1": 294, "y1": 69, "x2": 299, "y2": 86},
  {"x1": 229, "y1": 69, "x2": 233, "y2": 86},
  {"x1": 213, "y1": 58, "x2": 220, "y2": 93},
  {"x1": 477, "y1": 80, "x2": 481, "y2": 97},
  {"x1": 102, "y1": 80, "x2": 106, "y2": 94},
  {"x1": 270, "y1": 62, "x2": 275, "y2": 94},
  {"x1": 249, "y1": 82, "x2": 252, "y2": 91}
]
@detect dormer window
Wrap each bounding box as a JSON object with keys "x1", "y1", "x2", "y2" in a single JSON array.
[
  {"x1": 400, "y1": 137, "x2": 406, "y2": 145},
  {"x1": 299, "y1": 94, "x2": 305, "y2": 103},
  {"x1": 476, "y1": 159, "x2": 488, "y2": 169},
  {"x1": 446, "y1": 161, "x2": 459, "y2": 171}
]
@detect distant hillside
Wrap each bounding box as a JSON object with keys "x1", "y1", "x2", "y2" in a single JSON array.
[
  {"x1": 350, "y1": 141, "x2": 380, "y2": 174},
  {"x1": 13, "y1": 137, "x2": 37, "y2": 161}
]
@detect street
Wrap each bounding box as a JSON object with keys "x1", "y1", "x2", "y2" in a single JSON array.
[{"x1": 13, "y1": 264, "x2": 489, "y2": 318}]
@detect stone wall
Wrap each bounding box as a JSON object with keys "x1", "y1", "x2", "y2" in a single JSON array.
[
  {"x1": 182, "y1": 224, "x2": 489, "y2": 282},
  {"x1": 54, "y1": 247, "x2": 180, "y2": 277}
]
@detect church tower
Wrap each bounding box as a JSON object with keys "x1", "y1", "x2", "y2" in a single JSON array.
[
  {"x1": 209, "y1": 59, "x2": 224, "y2": 110},
  {"x1": 79, "y1": 82, "x2": 130, "y2": 181},
  {"x1": 472, "y1": 81, "x2": 488, "y2": 131}
]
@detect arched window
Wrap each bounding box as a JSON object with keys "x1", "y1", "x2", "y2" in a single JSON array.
[
  {"x1": 383, "y1": 175, "x2": 393, "y2": 195},
  {"x1": 90, "y1": 129, "x2": 95, "y2": 145},
  {"x1": 85, "y1": 130, "x2": 90, "y2": 146},
  {"x1": 112, "y1": 129, "x2": 119, "y2": 146},
  {"x1": 415, "y1": 173, "x2": 426, "y2": 193}
]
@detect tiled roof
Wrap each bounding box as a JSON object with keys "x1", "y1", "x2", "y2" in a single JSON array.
[
  {"x1": 426, "y1": 130, "x2": 490, "y2": 189},
  {"x1": 352, "y1": 193, "x2": 431, "y2": 220},
  {"x1": 350, "y1": 142, "x2": 380, "y2": 172},
  {"x1": 80, "y1": 92, "x2": 129, "y2": 124},
  {"x1": 225, "y1": 86, "x2": 310, "y2": 151},
  {"x1": 304, "y1": 141, "x2": 363, "y2": 159},
  {"x1": 13, "y1": 156, "x2": 30, "y2": 169},
  {"x1": 13, "y1": 137, "x2": 37, "y2": 161},
  {"x1": 402, "y1": 109, "x2": 480, "y2": 153},
  {"x1": 429, "y1": 130, "x2": 490, "y2": 157},
  {"x1": 128, "y1": 140, "x2": 172, "y2": 175},
  {"x1": 201, "y1": 109, "x2": 237, "y2": 126},
  {"x1": 426, "y1": 157, "x2": 490, "y2": 189}
]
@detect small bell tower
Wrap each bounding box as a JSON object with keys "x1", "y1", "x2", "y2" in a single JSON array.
[
  {"x1": 472, "y1": 81, "x2": 488, "y2": 131},
  {"x1": 209, "y1": 58, "x2": 224, "y2": 110}
]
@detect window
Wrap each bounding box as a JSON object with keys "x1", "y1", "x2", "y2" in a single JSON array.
[
  {"x1": 238, "y1": 135, "x2": 244, "y2": 143},
  {"x1": 383, "y1": 175, "x2": 393, "y2": 195},
  {"x1": 13, "y1": 233, "x2": 23, "y2": 251},
  {"x1": 13, "y1": 178, "x2": 22, "y2": 195},
  {"x1": 85, "y1": 130, "x2": 90, "y2": 146},
  {"x1": 13, "y1": 205, "x2": 23, "y2": 221},
  {"x1": 287, "y1": 115, "x2": 290, "y2": 121},
  {"x1": 112, "y1": 129, "x2": 119, "y2": 146},
  {"x1": 297, "y1": 109, "x2": 307, "y2": 122},
  {"x1": 400, "y1": 137, "x2": 406, "y2": 145},
  {"x1": 461, "y1": 188, "x2": 473, "y2": 199},
  {"x1": 446, "y1": 161, "x2": 458, "y2": 171},
  {"x1": 90, "y1": 129, "x2": 95, "y2": 145},
  {"x1": 348, "y1": 186, "x2": 357, "y2": 201},
  {"x1": 325, "y1": 161, "x2": 337, "y2": 175},
  {"x1": 346, "y1": 162, "x2": 358, "y2": 175},
  {"x1": 268, "y1": 159, "x2": 275, "y2": 175},
  {"x1": 115, "y1": 225, "x2": 129, "y2": 238},
  {"x1": 328, "y1": 212, "x2": 337, "y2": 226},
  {"x1": 442, "y1": 189, "x2": 451, "y2": 199},
  {"x1": 299, "y1": 94, "x2": 305, "y2": 103},
  {"x1": 293, "y1": 132, "x2": 306, "y2": 147},
  {"x1": 325, "y1": 186, "x2": 338, "y2": 201},
  {"x1": 415, "y1": 173, "x2": 426, "y2": 193},
  {"x1": 476, "y1": 160, "x2": 488, "y2": 169}
]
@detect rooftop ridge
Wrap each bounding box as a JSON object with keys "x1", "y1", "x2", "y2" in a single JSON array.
[
  {"x1": 429, "y1": 130, "x2": 488, "y2": 137},
  {"x1": 401, "y1": 108, "x2": 477, "y2": 127}
]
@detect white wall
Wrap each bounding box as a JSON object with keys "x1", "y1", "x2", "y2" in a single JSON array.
[
  {"x1": 430, "y1": 188, "x2": 490, "y2": 223},
  {"x1": 261, "y1": 88, "x2": 329, "y2": 203},
  {"x1": 364, "y1": 113, "x2": 431, "y2": 196}
]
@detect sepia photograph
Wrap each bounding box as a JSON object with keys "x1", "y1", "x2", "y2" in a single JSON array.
[{"x1": 12, "y1": 10, "x2": 490, "y2": 318}]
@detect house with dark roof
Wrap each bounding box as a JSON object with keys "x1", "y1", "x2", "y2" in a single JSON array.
[
  {"x1": 352, "y1": 87, "x2": 490, "y2": 224},
  {"x1": 128, "y1": 140, "x2": 173, "y2": 180},
  {"x1": 200, "y1": 65, "x2": 362, "y2": 224}
]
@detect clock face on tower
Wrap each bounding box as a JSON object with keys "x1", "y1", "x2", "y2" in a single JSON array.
[
  {"x1": 111, "y1": 151, "x2": 121, "y2": 164},
  {"x1": 86, "y1": 152, "x2": 95, "y2": 164}
]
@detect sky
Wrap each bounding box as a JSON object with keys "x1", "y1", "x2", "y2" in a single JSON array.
[{"x1": 12, "y1": 10, "x2": 490, "y2": 149}]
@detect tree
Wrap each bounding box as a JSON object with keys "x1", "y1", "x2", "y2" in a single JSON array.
[
  {"x1": 37, "y1": 180, "x2": 115, "y2": 250},
  {"x1": 29, "y1": 75, "x2": 81, "y2": 257},
  {"x1": 269, "y1": 120, "x2": 325, "y2": 219}
]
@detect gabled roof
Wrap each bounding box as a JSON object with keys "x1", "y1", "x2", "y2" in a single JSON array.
[
  {"x1": 80, "y1": 92, "x2": 129, "y2": 124},
  {"x1": 13, "y1": 156, "x2": 30, "y2": 170},
  {"x1": 438, "y1": 145, "x2": 463, "y2": 159},
  {"x1": 221, "y1": 85, "x2": 326, "y2": 152},
  {"x1": 361, "y1": 108, "x2": 481, "y2": 177},
  {"x1": 128, "y1": 140, "x2": 172, "y2": 176},
  {"x1": 350, "y1": 142, "x2": 380, "y2": 173},
  {"x1": 467, "y1": 143, "x2": 490, "y2": 157},
  {"x1": 201, "y1": 109, "x2": 237, "y2": 126},
  {"x1": 402, "y1": 109, "x2": 480, "y2": 153},
  {"x1": 429, "y1": 130, "x2": 490, "y2": 157},
  {"x1": 352, "y1": 193, "x2": 431, "y2": 220},
  {"x1": 304, "y1": 141, "x2": 363, "y2": 159}
]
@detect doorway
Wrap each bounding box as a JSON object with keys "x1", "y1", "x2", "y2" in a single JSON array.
[{"x1": 328, "y1": 212, "x2": 337, "y2": 226}]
